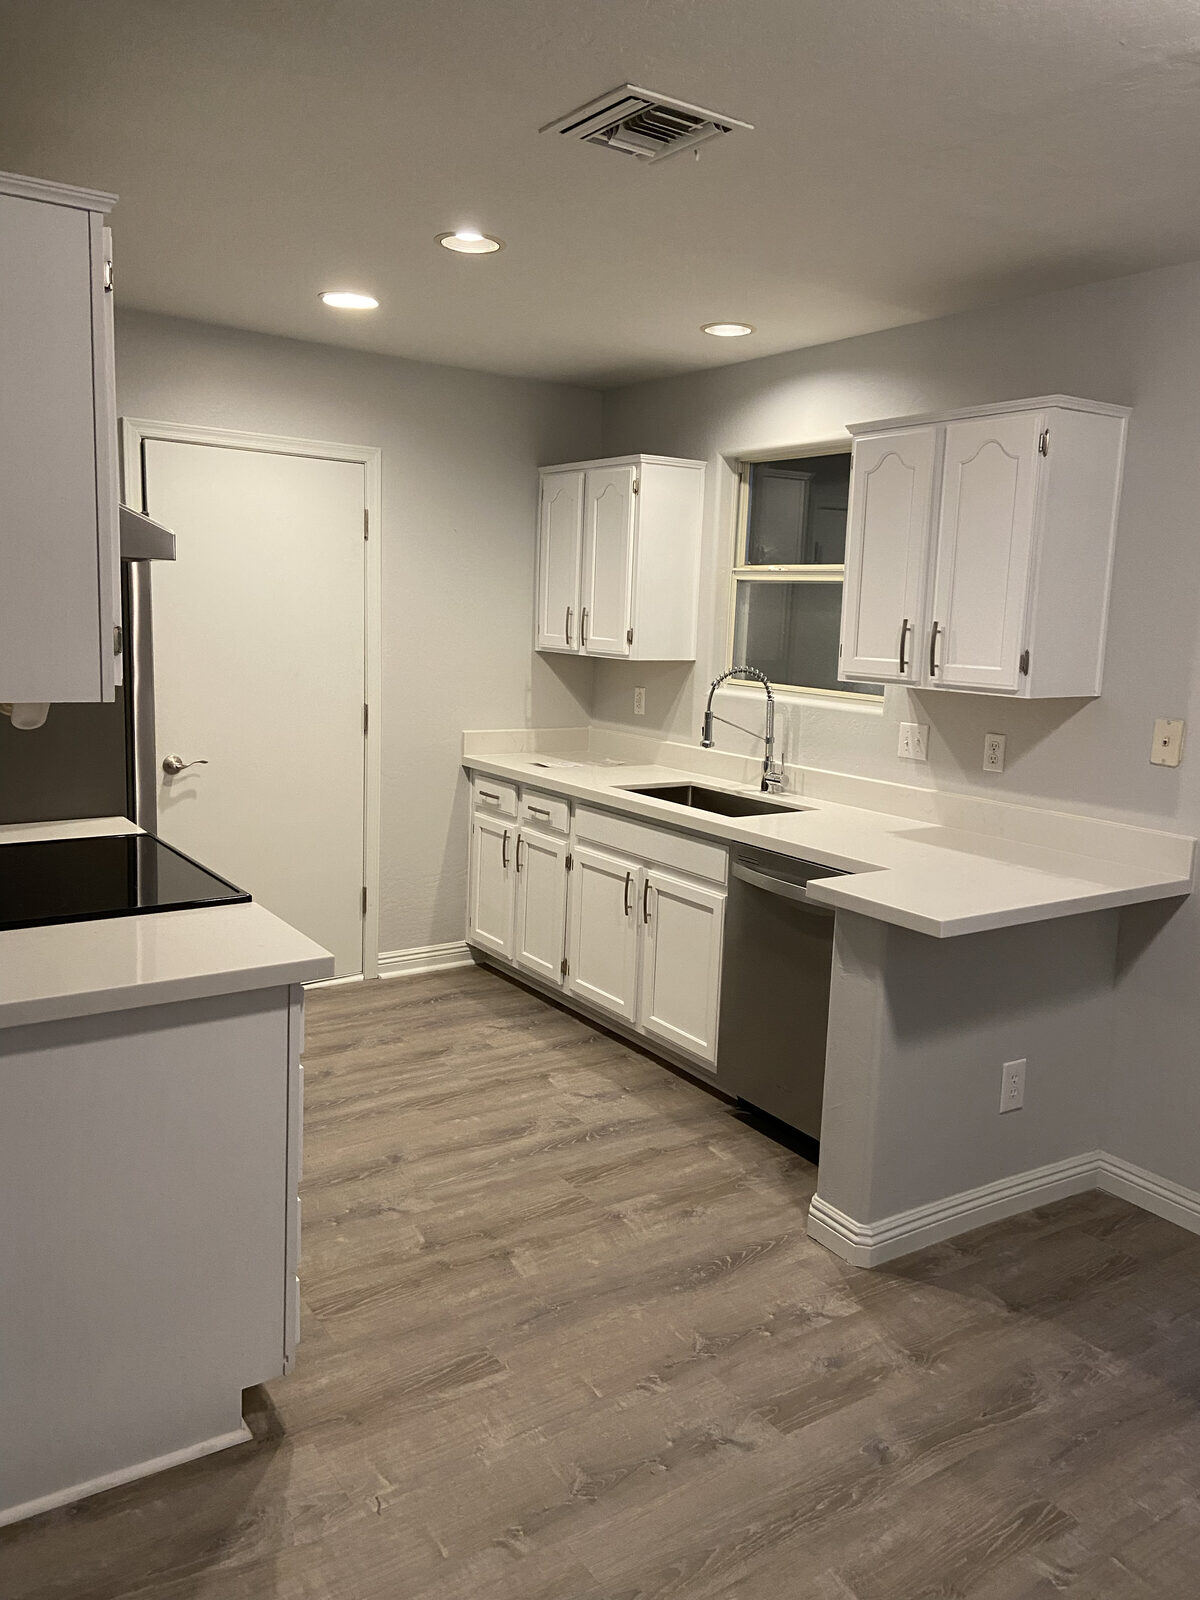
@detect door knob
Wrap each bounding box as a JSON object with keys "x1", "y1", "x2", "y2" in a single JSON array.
[{"x1": 162, "y1": 753, "x2": 208, "y2": 775}]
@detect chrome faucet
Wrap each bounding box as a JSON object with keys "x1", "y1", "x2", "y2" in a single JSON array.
[{"x1": 701, "y1": 667, "x2": 786, "y2": 793}]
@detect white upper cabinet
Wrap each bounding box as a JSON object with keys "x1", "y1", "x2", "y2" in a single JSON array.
[
  {"x1": 839, "y1": 397, "x2": 1129, "y2": 698},
  {"x1": 535, "y1": 454, "x2": 704, "y2": 661},
  {"x1": 535, "y1": 469, "x2": 584, "y2": 651},
  {"x1": 0, "y1": 172, "x2": 120, "y2": 704},
  {"x1": 840, "y1": 427, "x2": 938, "y2": 684}
]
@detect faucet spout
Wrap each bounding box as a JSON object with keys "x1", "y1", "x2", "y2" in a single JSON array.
[{"x1": 700, "y1": 667, "x2": 786, "y2": 792}]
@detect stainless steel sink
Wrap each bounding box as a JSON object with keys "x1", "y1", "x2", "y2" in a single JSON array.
[{"x1": 620, "y1": 783, "x2": 803, "y2": 819}]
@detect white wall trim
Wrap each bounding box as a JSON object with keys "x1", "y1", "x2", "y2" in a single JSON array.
[
  {"x1": 0, "y1": 1423, "x2": 251, "y2": 1530},
  {"x1": 379, "y1": 941, "x2": 474, "y2": 979},
  {"x1": 119, "y1": 416, "x2": 383, "y2": 981},
  {"x1": 809, "y1": 1149, "x2": 1200, "y2": 1268}
]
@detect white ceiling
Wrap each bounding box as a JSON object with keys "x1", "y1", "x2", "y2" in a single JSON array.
[{"x1": 4, "y1": 0, "x2": 1200, "y2": 386}]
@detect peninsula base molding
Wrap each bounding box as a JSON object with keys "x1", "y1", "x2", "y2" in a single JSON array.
[
  {"x1": 809, "y1": 1151, "x2": 1200, "y2": 1267},
  {"x1": 378, "y1": 941, "x2": 473, "y2": 980}
]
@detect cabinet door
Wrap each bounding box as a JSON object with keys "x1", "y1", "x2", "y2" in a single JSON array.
[
  {"x1": 536, "y1": 470, "x2": 584, "y2": 652},
  {"x1": 929, "y1": 412, "x2": 1043, "y2": 693},
  {"x1": 638, "y1": 870, "x2": 726, "y2": 1066},
  {"x1": 513, "y1": 828, "x2": 569, "y2": 985},
  {"x1": 468, "y1": 812, "x2": 515, "y2": 959},
  {"x1": 839, "y1": 427, "x2": 938, "y2": 683},
  {"x1": 0, "y1": 192, "x2": 117, "y2": 704},
  {"x1": 565, "y1": 845, "x2": 640, "y2": 1021},
  {"x1": 581, "y1": 465, "x2": 636, "y2": 657}
]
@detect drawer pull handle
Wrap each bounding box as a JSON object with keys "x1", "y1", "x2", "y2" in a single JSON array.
[
  {"x1": 526, "y1": 804, "x2": 551, "y2": 818},
  {"x1": 479, "y1": 790, "x2": 501, "y2": 804}
]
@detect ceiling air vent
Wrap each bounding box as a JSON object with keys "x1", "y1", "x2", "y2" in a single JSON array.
[{"x1": 540, "y1": 84, "x2": 751, "y2": 164}]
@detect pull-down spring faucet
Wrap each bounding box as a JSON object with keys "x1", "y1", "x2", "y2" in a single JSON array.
[{"x1": 700, "y1": 667, "x2": 786, "y2": 793}]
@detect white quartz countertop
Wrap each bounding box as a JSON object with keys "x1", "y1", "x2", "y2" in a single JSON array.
[
  {"x1": 464, "y1": 755, "x2": 1194, "y2": 938},
  {"x1": 0, "y1": 818, "x2": 334, "y2": 1028}
]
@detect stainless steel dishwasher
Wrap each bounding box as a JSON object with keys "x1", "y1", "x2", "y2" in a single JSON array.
[{"x1": 717, "y1": 845, "x2": 846, "y2": 1142}]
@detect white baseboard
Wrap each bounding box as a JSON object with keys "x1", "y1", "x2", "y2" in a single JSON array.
[
  {"x1": 809, "y1": 1148, "x2": 1200, "y2": 1269},
  {"x1": 0, "y1": 1424, "x2": 251, "y2": 1529},
  {"x1": 378, "y1": 941, "x2": 474, "y2": 980}
]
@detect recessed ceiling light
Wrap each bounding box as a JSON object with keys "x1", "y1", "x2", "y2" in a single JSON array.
[
  {"x1": 702, "y1": 321, "x2": 754, "y2": 337},
  {"x1": 320, "y1": 290, "x2": 379, "y2": 310},
  {"x1": 437, "y1": 229, "x2": 504, "y2": 255}
]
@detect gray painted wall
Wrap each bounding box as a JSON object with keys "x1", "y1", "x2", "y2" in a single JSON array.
[
  {"x1": 0, "y1": 311, "x2": 602, "y2": 953},
  {"x1": 598, "y1": 259, "x2": 1200, "y2": 1195}
]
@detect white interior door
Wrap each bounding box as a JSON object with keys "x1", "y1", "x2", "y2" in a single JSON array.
[
  {"x1": 581, "y1": 465, "x2": 636, "y2": 656},
  {"x1": 536, "y1": 470, "x2": 583, "y2": 652},
  {"x1": 930, "y1": 413, "x2": 1042, "y2": 693},
  {"x1": 143, "y1": 438, "x2": 368, "y2": 977},
  {"x1": 839, "y1": 427, "x2": 938, "y2": 683}
]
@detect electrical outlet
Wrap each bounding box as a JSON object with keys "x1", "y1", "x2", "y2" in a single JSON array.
[
  {"x1": 633, "y1": 687, "x2": 646, "y2": 717},
  {"x1": 898, "y1": 721, "x2": 929, "y2": 761},
  {"x1": 1150, "y1": 717, "x2": 1184, "y2": 767},
  {"x1": 983, "y1": 732, "x2": 1006, "y2": 773},
  {"x1": 999, "y1": 1058, "x2": 1026, "y2": 1114}
]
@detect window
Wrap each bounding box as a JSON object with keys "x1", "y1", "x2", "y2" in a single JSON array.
[{"x1": 729, "y1": 451, "x2": 882, "y2": 698}]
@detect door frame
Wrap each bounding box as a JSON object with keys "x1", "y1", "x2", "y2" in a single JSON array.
[{"x1": 120, "y1": 417, "x2": 383, "y2": 980}]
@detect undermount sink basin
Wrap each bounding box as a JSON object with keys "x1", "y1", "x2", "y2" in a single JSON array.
[{"x1": 620, "y1": 783, "x2": 803, "y2": 819}]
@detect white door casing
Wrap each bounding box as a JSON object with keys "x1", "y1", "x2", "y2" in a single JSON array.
[
  {"x1": 581, "y1": 465, "x2": 636, "y2": 656},
  {"x1": 124, "y1": 422, "x2": 381, "y2": 979},
  {"x1": 513, "y1": 827, "x2": 569, "y2": 984},
  {"x1": 536, "y1": 469, "x2": 584, "y2": 652},
  {"x1": 839, "y1": 427, "x2": 938, "y2": 684},
  {"x1": 638, "y1": 870, "x2": 726, "y2": 1066},
  {"x1": 566, "y1": 844, "x2": 640, "y2": 1021},
  {"x1": 930, "y1": 412, "x2": 1043, "y2": 693}
]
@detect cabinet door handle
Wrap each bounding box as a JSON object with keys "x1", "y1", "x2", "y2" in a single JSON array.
[
  {"x1": 479, "y1": 789, "x2": 501, "y2": 804},
  {"x1": 928, "y1": 621, "x2": 942, "y2": 676},
  {"x1": 515, "y1": 835, "x2": 524, "y2": 873},
  {"x1": 642, "y1": 879, "x2": 652, "y2": 924},
  {"x1": 581, "y1": 607, "x2": 589, "y2": 649},
  {"x1": 502, "y1": 830, "x2": 510, "y2": 869},
  {"x1": 898, "y1": 617, "x2": 911, "y2": 675},
  {"x1": 565, "y1": 606, "x2": 573, "y2": 647},
  {"x1": 623, "y1": 870, "x2": 633, "y2": 917}
]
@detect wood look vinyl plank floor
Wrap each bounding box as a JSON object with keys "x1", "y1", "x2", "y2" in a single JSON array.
[{"x1": 4, "y1": 966, "x2": 1200, "y2": 1599}]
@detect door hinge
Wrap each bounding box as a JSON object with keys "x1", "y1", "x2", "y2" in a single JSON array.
[
  {"x1": 626, "y1": 627, "x2": 634, "y2": 645},
  {"x1": 560, "y1": 957, "x2": 569, "y2": 978},
  {"x1": 632, "y1": 477, "x2": 640, "y2": 495},
  {"x1": 1038, "y1": 428, "x2": 1049, "y2": 457},
  {"x1": 565, "y1": 852, "x2": 573, "y2": 871},
  {"x1": 1019, "y1": 648, "x2": 1030, "y2": 676},
  {"x1": 363, "y1": 701, "x2": 369, "y2": 735},
  {"x1": 361, "y1": 885, "x2": 368, "y2": 916},
  {"x1": 363, "y1": 507, "x2": 370, "y2": 540},
  {"x1": 112, "y1": 624, "x2": 123, "y2": 655}
]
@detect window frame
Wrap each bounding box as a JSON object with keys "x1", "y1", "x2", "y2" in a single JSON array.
[{"x1": 726, "y1": 442, "x2": 879, "y2": 702}]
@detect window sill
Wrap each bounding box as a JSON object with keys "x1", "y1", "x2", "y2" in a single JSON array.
[{"x1": 721, "y1": 681, "x2": 885, "y2": 716}]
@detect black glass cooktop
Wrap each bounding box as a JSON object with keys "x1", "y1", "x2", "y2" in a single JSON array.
[{"x1": 0, "y1": 833, "x2": 250, "y2": 932}]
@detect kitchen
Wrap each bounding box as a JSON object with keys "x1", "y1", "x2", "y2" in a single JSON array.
[{"x1": 4, "y1": 3, "x2": 1200, "y2": 1596}]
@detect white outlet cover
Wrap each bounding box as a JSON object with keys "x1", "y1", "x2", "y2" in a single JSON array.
[
  {"x1": 1150, "y1": 717, "x2": 1185, "y2": 767},
  {"x1": 983, "y1": 732, "x2": 1007, "y2": 773},
  {"x1": 999, "y1": 1057, "x2": 1026, "y2": 1113},
  {"x1": 633, "y1": 687, "x2": 646, "y2": 716}
]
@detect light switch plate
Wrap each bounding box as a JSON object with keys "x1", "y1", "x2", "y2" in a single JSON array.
[
  {"x1": 1150, "y1": 718, "x2": 1184, "y2": 767},
  {"x1": 898, "y1": 721, "x2": 928, "y2": 761}
]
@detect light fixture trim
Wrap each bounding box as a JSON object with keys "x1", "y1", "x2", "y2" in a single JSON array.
[
  {"x1": 702, "y1": 321, "x2": 755, "y2": 337},
  {"x1": 320, "y1": 290, "x2": 380, "y2": 310},
  {"x1": 437, "y1": 230, "x2": 505, "y2": 255}
]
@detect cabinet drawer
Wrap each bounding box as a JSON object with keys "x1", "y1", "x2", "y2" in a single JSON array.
[
  {"x1": 575, "y1": 805, "x2": 727, "y2": 884},
  {"x1": 473, "y1": 775, "x2": 518, "y2": 817},
  {"x1": 519, "y1": 789, "x2": 571, "y2": 834}
]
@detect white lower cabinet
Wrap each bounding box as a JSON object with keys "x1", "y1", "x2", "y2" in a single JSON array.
[
  {"x1": 565, "y1": 845, "x2": 641, "y2": 1022},
  {"x1": 513, "y1": 827, "x2": 570, "y2": 984},
  {"x1": 468, "y1": 810, "x2": 515, "y2": 959},
  {"x1": 467, "y1": 778, "x2": 729, "y2": 1071},
  {"x1": 638, "y1": 869, "x2": 725, "y2": 1066}
]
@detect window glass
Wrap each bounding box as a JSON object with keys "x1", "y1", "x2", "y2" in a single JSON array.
[
  {"x1": 744, "y1": 454, "x2": 850, "y2": 566},
  {"x1": 732, "y1": 579, "x2": 883, "y2": 697}
]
